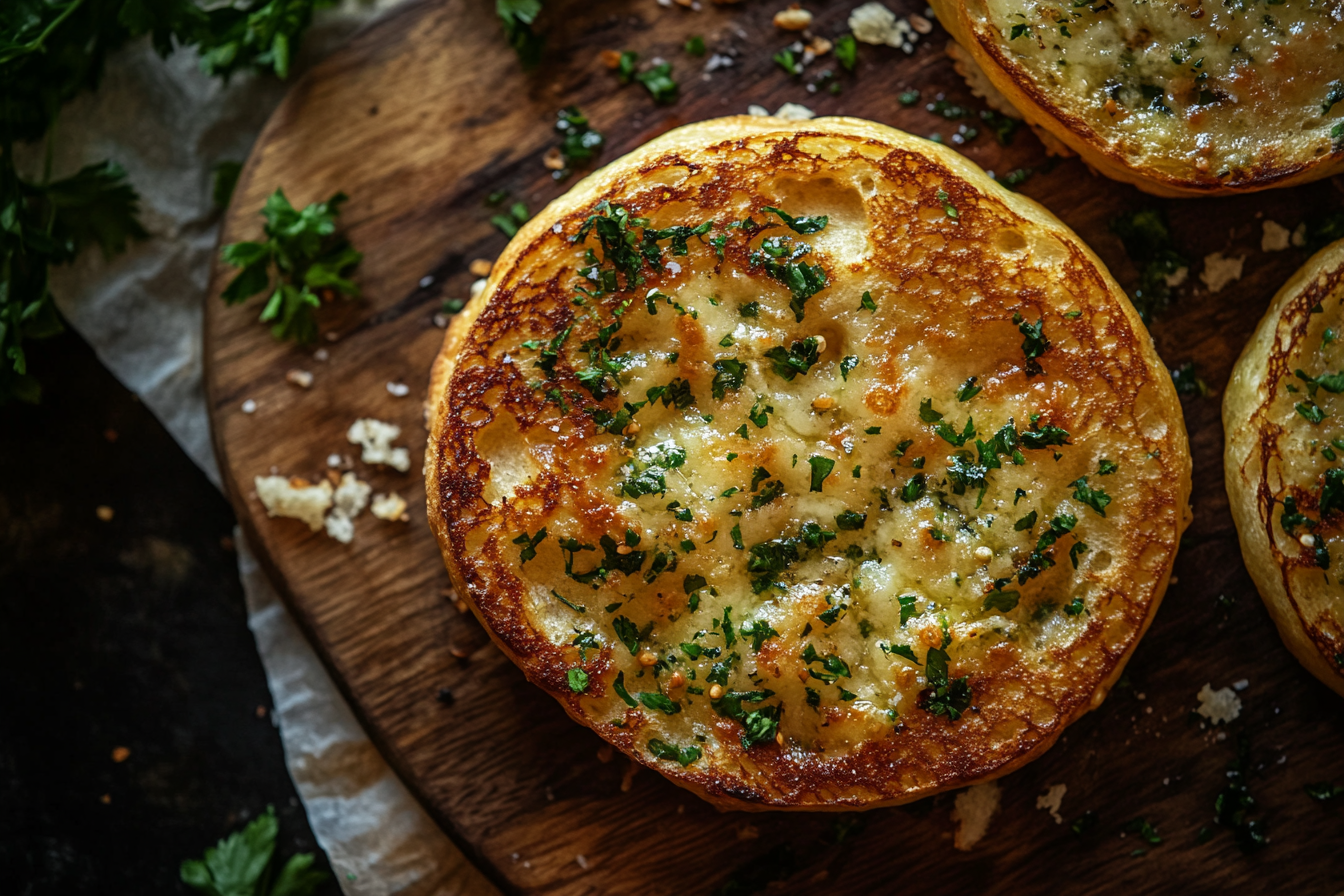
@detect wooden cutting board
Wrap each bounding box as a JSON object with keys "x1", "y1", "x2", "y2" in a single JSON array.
[{"x1": 203, "y1": 1, "x2": 1344, "y2": 892}]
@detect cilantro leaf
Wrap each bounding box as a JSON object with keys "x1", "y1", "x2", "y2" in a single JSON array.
[
  {"x1": 649, "y1": 738, "x2": 701, "y2": 766},
  {"x1": 496, "y1": 0, "x2": 544, "y2": 67}
]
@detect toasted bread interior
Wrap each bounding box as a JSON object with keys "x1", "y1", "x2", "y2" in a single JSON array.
[
  {"x1": 933, "y1": 0, "x2": 1344, "y2": 194},
  {"x1": 426, "y1": 116, "x2": 1193, "y2": 808},
  {"x1": 1225, "y1": 239, "x2": 1344, "y2": 698}
]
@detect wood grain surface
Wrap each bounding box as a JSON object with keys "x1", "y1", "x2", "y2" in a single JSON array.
[{"x1": 203, "y1": 1, "x2": 1344, "y2": 893}]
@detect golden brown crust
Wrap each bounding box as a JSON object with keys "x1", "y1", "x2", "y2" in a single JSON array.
[
  {"x1": 1224, "y1": 239, "x2": 1344, "y2": 699},
  {"x1": 930, "y1": 0, "x2": 1344, "y2": 198},
  {"x1": 427, "y1": 116, "x2": 1192, "y2": 809}
]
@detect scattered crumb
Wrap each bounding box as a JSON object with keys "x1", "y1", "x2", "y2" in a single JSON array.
[
  {"x1": 1291, "y1": 222, "x2": 1308, "y2": 247},
  {"x1": 849, "y1": 2, "x2": 917, "y2": 50},
  {"x1": 1036, "y1": 783, "x2": 1067, "y2": 824},
  {"x1": 313, "y1": 348, "x2": 330, "y2": 362},
  {"x1": 286, "y1": 369, "x2": 314, "y2": 389},
  {"x1": 347, "y1": 418, "x2": 411, "y2": 472},
  {"x1": 1164, "y1": 266, "x2": 1189, "y2": 288},
  {"x1": 704, "y1": 53, "x2": 734, "y2": 73},
  {"x1": 327, "y1": 454, "x2": 342, "y2": 467},
  {"x1": 747, "y1": 104, "x2": 770, "y2": 117},
  {"x1": 1199, "y1": 252, "x2": 1245, "y2": 294},
  {"x1": 255, "y1": 475, "x2": 333, "y2": 531},
  {"x1": 241, "y1": 399, "x2": 257, "y2": 414},
  {"x1": 371, "y1": 492, "x2": 409, "y2": 521},
  {"x1": 1232, "y1": 678, "x2": 1250, "y2": 691},
  {"x1": 324, "y1": 472, "x2": 372, "y2": 544},
  {"x1": 773, "y1": 7, "x2": 813, "y2": 30},
  {"x1": 111, "y1": 747, "x2": 130, "y2": 763},
  {"x1": 95, "y1": 505, "x2": 115, "y2": 522},
  {"x1": 1196, "y1": 682, "x2": 1242, "y2": 725},
  {"x1": 575, "y1": 855, "x2": 590, "y2": 871},
  {"x1": 1261, "y1": 220, "x2": 1291, "y2": 252},
  {"x1": 773, "y1": 102, "x2": 816, "y2": 121},
  {"x1": 433, "y1": 313, "x2": 450, "y2": 328},
  {"x1": 386, "y1": 381, "x2": 411, "y2": 398},
  {"x1": 469, "y1": 258, "x2": 494, "y2": 277},
  {"x1": 952, "y1": 781, "x2": 1001, "y2": 850}
]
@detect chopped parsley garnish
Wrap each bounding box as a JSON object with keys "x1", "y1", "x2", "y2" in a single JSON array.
[
  {"x1": 982, "y1": 590, "x2": 1020, "y2": 613},
  {"x1": 1064, "y1": 597, "x2": 1085, "y2": 615},
  {"x1": 762, "y1": 206, "x2": 828, "y2": 234},
  {"x1": 1014, "y1": 510, "x2": 1038, "y2": 531},
  {"x1": 1306, "y1": 782, "x2": 1344, "y2": 801},
  {"x1": 612, "y1": 671, "x2": 637, "y2": 707},
  {"x1": 711, "y1": 358, "x2": 746, "y2": 400},
  {"x1": 739, "y1": 301, "x2": 759, "y2": 318},
  {"x1": 553, "y1": 106, "x2": 604, "y2": 178},
  {"x1": 956, "y1": 376, "x2": 982, "y2": 402},
  {"x1": 648, "y1": 738, "x2": 701, "y2": 766},
  {"x1": 840, "y1": 355, "x2": 859, "y2": 381},
  {"x1": 834, "y1": 33, "x2": 858, "y2": 70},
  {"x1": 683, "y1": 35, "x2": 706, "y2": 56},
  {"x1": 638, "y1": 691, "x2": 681, "y2": 714},
  {"x1": 865, "y1": 426, "x2": 881, "y2": 435},
  {"x1": 746, "y1": 522, "x2": 835, "y2": 592},
  {"x1": 635, "y1": 62, "x2": 678, "y2": 104},
  {"x1": 920, "y1": 643, "x2": 972, "y2": 721},
  {"x1": 750, "y1": 239, "x2": 828, "y2": 321},
  {"x1": 1321, "y1": 468, "x2": 1344, "y2": 516},
  {"x1": 1110, "y1": 209, "x2": 1189, "y2": 323},
  {"x1": 1171, "y1": 362, "x2": 1209, "y2": 396},
  {"x1": 835, "y1": 510, "x2": 867, "y2": 530},
  {"x1": 512, "y1": 527, "x2": 548, "y2": 563},
  {"x1": 740, "y1": 619, "x2": 779, "y2": 651},
  {"x1": 881, "y1": 643, "x2": 920, "y2": 663},
  {"x1": 1071, "y1": 476, "x2": 1112, "y2": 516},
  {"x1": 551, "y1": 590, "x2": 586, "y2": 613},
  {"x1": 751, "y1": 479, "x2": 785, "y2": 509},
  {"x1": 1213, "y1": 736, "x2": 1268, "y2": 854},
  {"x1": 567, "y1": 668, "x2": 590, "y2": 692},
  {"x1": 936, "y1": 189, "x2": 959, "y2": 220},
  {"x1": 748, "y1": 397, "x2": 773, "y2": 428},
  {"x1": 900, "y1": 473, "x2": 927, "y2": 503},
  {"x1": 1098, "y1": 459, "x2": 1119, "y2": 475},
  {"x1": 919, "y1": 398, "x2": 943, "y2": 423},
  {"x1": 612, "y1": 616, "x2": 642, "y2": 655},
  {"x1": 763, "y1": 336, "x2": 820, "y2": 379},
  {"x1": 711, "y1": 690, "x2": 782, "y2": 749},
  {"x1": 801, "y1": 643, "x2": 851, "y2": 683},
  {"x1": 808, "y1": 456, "x2": 836, "y2": 491},
  {"x1": 899, "y1": 593, "x2": 917, "y2": 625},
  {"x1": 859, "y1": 290, "x2": 877, "y2": 312},
  {"x1": 1016, "y1": 315, "x2": 1050, "y2": 377}
]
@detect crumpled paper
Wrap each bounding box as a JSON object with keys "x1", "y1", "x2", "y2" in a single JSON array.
[{"x1": 30, "y1": 5, "x2": 499, "y2": 894}]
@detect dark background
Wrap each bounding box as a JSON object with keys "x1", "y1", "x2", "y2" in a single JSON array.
[{"x1": 0, "y1": 328, "x2": 339, "y2": 895}]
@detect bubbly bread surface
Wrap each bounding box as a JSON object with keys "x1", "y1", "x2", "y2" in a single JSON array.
[
  {"x1": 932, "y1": 0, "x2": 1344, "y2": 195},
  {"x1": 1225, "y1": 239, "x2": 1344, "y2": 698},
  {"x1": 426, "y1": 116, "x2": 1192, "y2": 808}
]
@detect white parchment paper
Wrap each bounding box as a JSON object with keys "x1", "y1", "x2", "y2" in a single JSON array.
[{"x1": 31, "y1": 6, "x2": 500, "y2": 893}]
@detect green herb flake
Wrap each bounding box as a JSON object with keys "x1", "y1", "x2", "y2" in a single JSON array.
[{"x1": 808, "y1": 456, "x2": 836, "y2": 491}]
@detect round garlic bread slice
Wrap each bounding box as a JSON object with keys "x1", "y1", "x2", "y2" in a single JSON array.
[
  {"x1": 930, "y1": 0, "x2": 1344, "y2": 197},
  {"x1": 426, "y1": 116, "x2": 1193, "y2": 809},
  {"x1": 1225, "y1": 239, "x2": 1344, "y2": 698}
]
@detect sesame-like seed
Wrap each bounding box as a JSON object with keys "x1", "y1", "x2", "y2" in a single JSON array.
[
  {"x1": 974, "y1": 545, "x2": 993, "y2": 562},
  {"x1": 812, "y1": 395, "x2": 835, "y2": 410},
  {"x1": 469, "y1": 258, "x2": 494, "y2": 276},
  {"x1": 638, "y1": 649, "x2": 658, "y2": 666},
  {"x1": 814, "y1": 335, "x2": 827, "y2": 353}
]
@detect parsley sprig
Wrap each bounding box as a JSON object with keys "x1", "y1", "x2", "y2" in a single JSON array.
[
  {"x1": 220, "y1": 190, "x2": 362, "y2": 345},
  {"x1": 180, "y1": 805, "x2": 327, "y2": 896}
]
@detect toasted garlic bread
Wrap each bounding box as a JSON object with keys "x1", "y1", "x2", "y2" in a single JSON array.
[
  {"x1": 426, "y1": 116, "x2": 1193, "y2": 809},
  {"x1": 930, "y1": 0, "x2": 1344, "y2": 197},
  {"x1": 1225, "y1": 239, "x2": 1344, "y2": 698}
]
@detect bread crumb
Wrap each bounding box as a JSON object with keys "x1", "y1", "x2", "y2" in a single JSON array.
[
  {"x1": 1291, "y1": 222, "x2": 1308, "y2": 247},
  {"x1": 773, "y1": 102, "x2": 816, "y2": 121},
  {"x1": 774, "y1": 7, "x2": 813, "y2": 30},
  {"x1": 324, "y1": 472, "x2": 371, "y2": 544},
  {"x1": 95, "y1": 505, "x2": 115, "y2": 522},
  {"x1": 387, "y1": 381, "x2": 411, "y2": 398},
  {"x1": 849, "y1": 2, "x2": 916, "y2": 48},
  {"x1": 286, "y1": 369, "x2": 314, "y2": 389},
  {"x1": 469, "y1": 258, "x2": 494, "y2": 277},
  {"x1": 347, "y1": 418, "x2": 411, "y2": 472},
  {"x1": 952, "y1": 781, "x2": 1000, "y2": 850},
  {"x1": 1036, "y1": 783, "x2": 1067, "y2": 824},
  {"x1": 111, "y1": 746, "x2": 130, "y2": 763},
  {"x1": 1196, "y1": 682, "x2": 1242, "y2": 725},
  {"x1": 747, "y1": 104, "x2": 770, "y2": 117},
  {"x1": 1261, "y1": 220, "x2": 1291, "y2": 252},
  {"x1": 1164, "y1": 266, "x2": 1189, "y2": 288},
  {"x1": 371, "y1": 492, "x2": 408, "y2": 521},
  {"x1": 1199, "y1": 252, "x2": 1245, "y2": 294},
  {"x1": 255, "y1": 475, "x2": 333, "y2": 531}
]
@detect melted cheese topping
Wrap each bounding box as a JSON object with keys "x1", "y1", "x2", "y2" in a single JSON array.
[
  {"x1": 979, "y1": 0, "x2": 1344, "y2": 183},
  {"x1": 430, "y1": 118, "x2": 1190, "y2": 806}
]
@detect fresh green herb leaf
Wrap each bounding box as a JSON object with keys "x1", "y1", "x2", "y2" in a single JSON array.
[
  {"x1": 567, "y1": 668, "x2": 589, "y2": 692},
  {"x1": 180, "y1": 805, "x2": 326, "y2": 896},
  {"x1": 649, "y1": 738, "x2": 702, "y2": 766},
  {"x1": 808, "y1": 456, "x2": 836, "y2": 491},
  {"x1": 834, "y1": 33, "x2": 858, "y2": 70}
]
